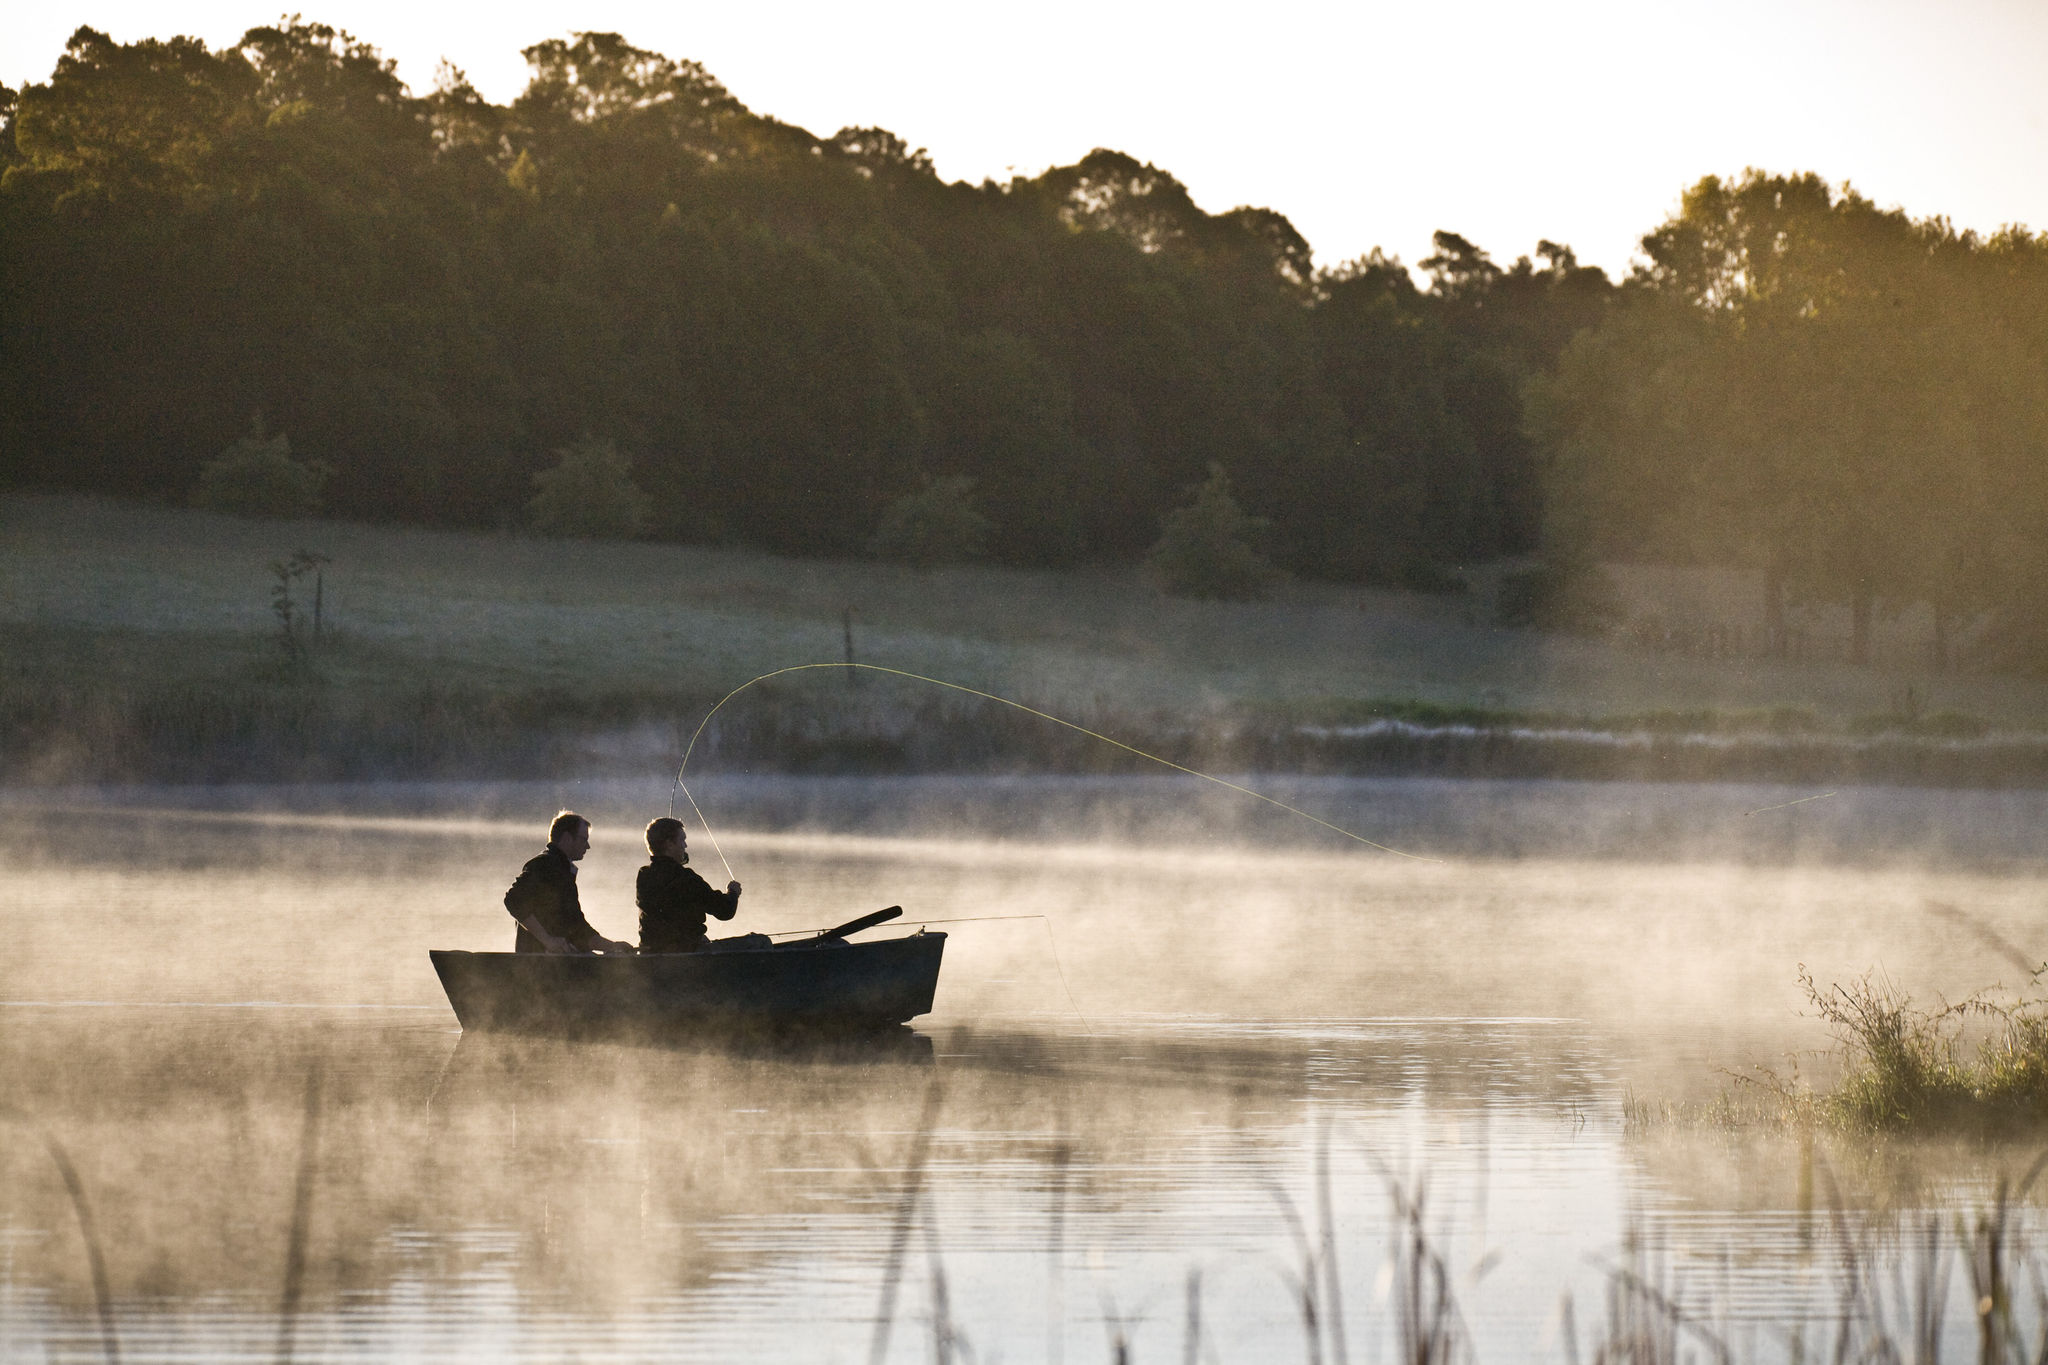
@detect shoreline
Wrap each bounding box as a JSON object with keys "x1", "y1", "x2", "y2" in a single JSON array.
[
  {"x1": 10, "y1": 770, "x2": 2045, "y2": 873},
  {"x1": 9, "y1": 696, "x2": 2048, "y2": 788}
]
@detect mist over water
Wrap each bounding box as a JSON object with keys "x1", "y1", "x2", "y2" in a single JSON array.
[{"x1": 4, "y1": 777, "x2": 2046, "y2": 1361}]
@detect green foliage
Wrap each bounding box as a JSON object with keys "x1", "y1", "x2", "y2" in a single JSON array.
[
  {"x1": 1534, "y1": 170, "x2": 2048, "y2": 664},
  {"x1": 528, "y1": 436, "x2": 649, "y2": 540},
  {"x1": 1146, "y1": 463, "x2": 1282, "y2": 601},
  {"x1": 1798, "y1": 967, "x2": 2048, "y2": 1130},
  {"x1": 0, "y1": 20, "x2": 1611, "y2": 588},
  {"x1": 869, "y1": 476, "x2": 989, "y2": 570},
  {"x1": 190, "y1": 415, "x2": 331, "y2": 518}
]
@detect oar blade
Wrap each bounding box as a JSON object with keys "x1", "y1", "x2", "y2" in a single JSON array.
[{"x1": 819, "y1": 906, "x2": 903, "y2": 941}]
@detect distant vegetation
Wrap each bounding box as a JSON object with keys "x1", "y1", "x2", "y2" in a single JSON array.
[
  {"x1": 190, "y1": 414, "x2": 331, "y2": 519},
  {"x1": 527, "y1": 435, "x2": 649, "y2": 540},
  {"x1": 5, "y1": 24, "x2": 2048, "y2": 667},
  {"x1": 0, "y1": 23, "x2": 1596, "y2": 588},
  {"x1": 1144, "y1": 463, "x2": 1282, "y2": 600},
  {"x1": 1532, "y1": 172, "x2": 2048, "y2": 672}
]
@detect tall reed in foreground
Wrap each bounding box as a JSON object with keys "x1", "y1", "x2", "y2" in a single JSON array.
[
  {"x1": 274, "y1": 1065, "x2": 323, "y2": 1365},
  {"x1": 1, "y1": 1107, "x2": 121, "y2": 1364}
]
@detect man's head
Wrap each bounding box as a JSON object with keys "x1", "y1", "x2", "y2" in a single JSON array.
[
  {"x1": 643, "y1": 818, "x2": 684, "y2": 859},
  {"x1": 645, "y1": 816, "x2": 687, "y2": 862},
  {"x1": 549, "y1": 810, "x2": 591, "y2": 861}
]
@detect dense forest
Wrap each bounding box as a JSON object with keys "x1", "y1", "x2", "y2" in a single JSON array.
[
  {"x1": 0, "y1": 22, "x2": 1607, "y2": 583},
  {"x1": 4, "y1": 22, "x2": 2047, "y2": 658}
]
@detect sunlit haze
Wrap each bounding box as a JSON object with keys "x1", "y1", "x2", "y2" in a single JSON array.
[
  {"x1": 7, "y1": 0, "x2": 2048, "y2": 276},
  {"x1": 13, "y1": 0, "x2": 2048, "y2": 1356}
]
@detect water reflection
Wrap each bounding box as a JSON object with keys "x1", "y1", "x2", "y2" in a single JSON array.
[
  {"x1": 3, "y1": 1002, "x2": 2038, "y2": 1362},
  {"x1": 4, "y1": 780, "x2": 2048, "y2": 1360},
  {"x1": 1, "y1": 1006, "x2": 1605, "y2": 1358}
]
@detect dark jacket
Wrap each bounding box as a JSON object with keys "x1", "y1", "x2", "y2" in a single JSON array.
[
  {"x1": 503, "y1": 845, "x2": 601, "y2": 953},
  {"x1": 637, "y1": 856, "x2": 739, "y2": 953}
]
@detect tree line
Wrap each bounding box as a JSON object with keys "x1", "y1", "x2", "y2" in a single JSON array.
[
  {"x1": 0, "y1": 22, "x2": 1608, "y2": 584},
  {"x1": 1532, "y1": 171, "x2": 2048, "y2": 667},
  {"x1": 5, "y1": 24, "x2": 2045, "y2": 657}
]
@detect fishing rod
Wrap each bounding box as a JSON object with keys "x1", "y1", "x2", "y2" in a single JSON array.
[
  {"x1": 666, "y1": 661, "x2": 1440, "y2": 882},
  {"x1": 755, "y1": 911, "x2": 1096, "y2": 1036},
  {"x1": 761, "y1": 912, "x2": 1057, "y2": 938}
]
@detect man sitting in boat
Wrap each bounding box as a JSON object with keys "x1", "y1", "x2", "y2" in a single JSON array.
[
  {"x1": 503, "y1": 810, "x2": 636, "y2": 955},
  {"x1": 637, "y1": 817, "x2": 752, "y2": 953}
]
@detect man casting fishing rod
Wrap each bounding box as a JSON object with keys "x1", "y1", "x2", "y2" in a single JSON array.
[
  {"x1": 638, "y1": 817, "x2": 758, "y2": 953},
  {"x1": 503, "y1": 810, "x2": 636, "y2": 955}
]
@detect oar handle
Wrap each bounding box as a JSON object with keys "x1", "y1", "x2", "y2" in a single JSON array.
[{"x1": 818, "y1": 906, "x2": 903, "y2": 941}]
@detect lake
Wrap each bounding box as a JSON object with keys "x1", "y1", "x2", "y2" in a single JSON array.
[{"x1": 4, "y1": 775, "x2": 2047, "y2": 1362}]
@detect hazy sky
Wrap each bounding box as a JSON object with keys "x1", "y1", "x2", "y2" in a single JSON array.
[{"x1": 7, "y1": 0, "x2": 2047, "y2": 278}]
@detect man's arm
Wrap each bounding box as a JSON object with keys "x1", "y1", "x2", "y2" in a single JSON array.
[
  {"x1": 550, "y1": 880, "x2": 633, "y2": 955},
  {"x1": 718, "y1": 881, "x2": 743, "y2": 921},
  {"x1": 513, "y1": 913, "x2": 575, "y2": 954},
  {"x1": 688, "y1": 867, "x2": 742, "y2": 922}
]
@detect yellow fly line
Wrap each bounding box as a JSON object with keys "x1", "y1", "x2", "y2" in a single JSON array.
[
  {"x1": 666, "y1": 662, "x2": 1440, "y2": 879},
  {"x1": 1742, "y1": 791, "x2": 1838, "y2": 817}
]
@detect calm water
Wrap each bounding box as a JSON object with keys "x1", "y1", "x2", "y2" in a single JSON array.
[{"x1": 4, "y1": 776, "x2": 2048, "y2": 1362}]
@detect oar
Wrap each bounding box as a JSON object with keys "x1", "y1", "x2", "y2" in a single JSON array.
[{"x1": 817, "y1": 906, "x2": 903, "y2": 941}]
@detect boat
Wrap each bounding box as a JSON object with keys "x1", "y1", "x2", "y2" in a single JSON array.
[{"x1": 429, "y1": 907, "x2": 945, "y2": 1037}]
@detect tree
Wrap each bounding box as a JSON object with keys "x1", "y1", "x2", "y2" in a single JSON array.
[
  {"x1": 828, "y1": 126, "x2": 934, "y2": 180},
  {"x1": 190, "y1": 414, "x2": 331, "y2": 517},
  {"x1": 1533, "y1": 170, "x2": 2043, "y2": 665},
  {"x1": 528, "y1": 436, "x2": 649, "y2": 539},
  {"x1": 915, "y1": 328, "x2": 1092, "y2": 565},
  {"x1": 16, "y1": 21, "x2": 1882, "y2": 616},
  {"x1": 1034, "y1": 148, "x2": 1207, "y2": 255},
  {"x1": 1419, "y1": 230, "x2": 1501, "y2": 300},
  {"x1": 1146, "y1": 463, "x2": 1281, "y2": 600},
  {"x1": 4, "y1": 26, "x2": 254, "y2": 208}
]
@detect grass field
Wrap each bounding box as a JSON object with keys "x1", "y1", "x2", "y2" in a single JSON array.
[{"x1": 6, "y1": 494, "x2": 2048, "y2": 781}]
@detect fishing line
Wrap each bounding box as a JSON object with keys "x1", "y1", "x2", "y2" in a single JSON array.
[
  {"x1": 1033, "y1": 914, "x2": 1096, "y2": 1037},
  {"x1": 1743, "y1": 791, "x2": 1838, "y2": 817},
  {"x1": 666, "y1": 661, "x2": 1439, "y2": 879}
]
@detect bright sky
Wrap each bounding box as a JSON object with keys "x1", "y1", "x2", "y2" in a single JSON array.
[{"x1": 7, "y1": 0, "x2": 2048, "y2": 279}]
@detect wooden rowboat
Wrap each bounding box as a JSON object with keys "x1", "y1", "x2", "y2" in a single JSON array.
[{"x1": 429, "y1": 908, "x2": 945, "y2": 1037}]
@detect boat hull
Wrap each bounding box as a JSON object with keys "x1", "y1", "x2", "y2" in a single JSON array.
[{"x1": 429, "y1": 934, "x2": 946, "y2": 1037}]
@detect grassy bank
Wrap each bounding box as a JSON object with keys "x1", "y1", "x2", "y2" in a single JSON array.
[{"x1": 9, "y1": 494, "x2": 2048, "y2": 783}]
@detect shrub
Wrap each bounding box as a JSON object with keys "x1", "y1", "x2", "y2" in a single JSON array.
[
  {"x1": 190, "y1": 415, "x2": 332, "y2": 519},
  {"x1": 869, "y1": 476, "x2": 990, "y2": 570},
  {"x1": 1146, "y1": 462, "x2": 1282, "y2": 601},
  {"x1": 1798, "y1": 966, "x2": 2048, "y2": 1129},
  {"x1": 528, "y1": 436, "x2": 649, "y2": 540}
]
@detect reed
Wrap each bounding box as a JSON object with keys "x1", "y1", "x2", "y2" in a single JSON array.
[
  {"x1": 1, "y1": 1108, "x2": 122, "y2": 1365},
  {"x1": 273, "y1": 1065, "x2": 323, "y2": 1365},
  {"x1": 1796, "y1": 968, "x2": 2048, "y2": 1131},
  {"x1": 23, "y1": 1079, "x2": 2048, "y2": 1364}
]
